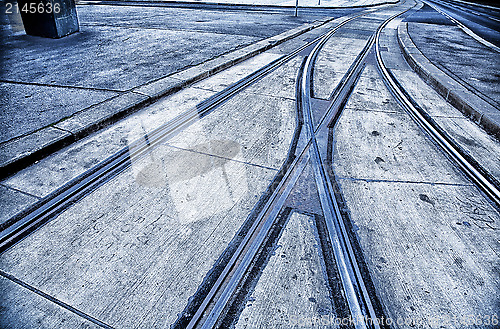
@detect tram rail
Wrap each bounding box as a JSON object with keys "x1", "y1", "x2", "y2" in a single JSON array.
[{"x1": 375, "y1": 11, "x2": 500, "y2": 208}]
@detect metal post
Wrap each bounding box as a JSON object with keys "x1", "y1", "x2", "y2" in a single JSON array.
[{"x1": 295, "y1": 0, "x2": 298, "y2": 16}]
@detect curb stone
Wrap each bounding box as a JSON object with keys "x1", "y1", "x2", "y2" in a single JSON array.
[{"x1": 397, "y1": 21, "x2": 500, "y2": 140}]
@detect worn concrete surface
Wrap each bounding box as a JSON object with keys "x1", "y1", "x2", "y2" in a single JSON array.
[
  {"x1": 0, "y1": 40, "x2": 300, "y2": 207},
  {"x1": 314, "y1": 36, "x2": 367, "y2": 99},
  {"x1": 397, "y1": 18, "x2": 500, "y2": 140},
  {"x1": 0, "y1": 1, "x2": 342, "y2": 153},
  {"x1": 2, "y1": 86, "x2": 215, "y2": 198},
  {"x1": 393, "y1": 69, "x2": 500, "y2": 183},
  {"x1": 234, "y1": 212, "x2": 334, "y2": 329},
  {"x1": 0, "y1": 83, "x2": 118, "y2": 144},
  {"x1": 0, "y1": 151, "x2": 277, "y2": 328},
  {"x1": 0, "y1": 5, "x2": 261, "y2": 141},
  {"x1": 0, "y1": 184, "x2": 39, "y2": 226},
  {"x1": 333, "y1": 63, "x2": 500, "y2": 328},
  {"x1": 312, "y1": 9, "x2": 403, "y2": 100},
  {"x1": 0, "y1": 10, "x2": 355, "y2": 249},
  {"x1": 3, "y1": 2, "x2": 499, "y2": 328},
  {"x1": 334, "y1": 66, "x2": 467, "y2": 185},
  {"x1": 379, "y1": 17, "x2": 500, "y2": 185}
]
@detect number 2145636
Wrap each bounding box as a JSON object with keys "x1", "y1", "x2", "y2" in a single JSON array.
[{"x1": 5, "y1": 1, "x2": 61, "y2": 14}]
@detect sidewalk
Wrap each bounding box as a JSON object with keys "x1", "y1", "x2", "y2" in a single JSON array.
[{"x1": 398, "y1": 5, "x2": 500, "y2": 139}]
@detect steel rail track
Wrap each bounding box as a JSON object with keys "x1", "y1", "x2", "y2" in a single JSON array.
[
  {"x1": 375, "y1": 11, "x2": 500, "y2": 208},
  {"x1": 0, "y1": 8, "x2": 379, "y2": 253},
  {"x1": 301, "y1": 5, "x2": 417, "y2": 329},
  {"x1": 185, "y1": 3, "x2": 416, "y2": 328}
]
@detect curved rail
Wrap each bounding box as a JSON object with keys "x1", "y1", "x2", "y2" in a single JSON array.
[
  {"x1": 184, "y1": 12, "x2": 378, "y2": 329},
  {"x1": 375, "y1": 10, "x2": 500, "y2": 208}
]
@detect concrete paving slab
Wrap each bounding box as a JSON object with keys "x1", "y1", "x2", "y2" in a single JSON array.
[
  {"x1": 168, "y1": 57, "x2": 301, "y2": 170},
  {"x1": 379, "y1": 30, "x2": 400, "y2": 51},
  {"x1": 0, "y1": 185, "x2": 39, "y2": 227},
  {"x1": 387, "y1": 25, "x2": 500, "y2": 187},
  {"x1": 234, "y1": 212, "x2": 334, "y2": 329},
  {"x1": 391, "y1": 69, "x2": 466, "y2": 118},
  {"x1": 333, "y1": 57, "x2": 500, "y2": 328},
  {"x1": 343, "y1": 65, "x2": 402, "y2": 114},
  {"x1": 0, "y1": 35, "x2": 301, "y2": 218},
  {"x1": 0, "y1": 275, "x2": 101, "y2": 329},
  {"x1": 1, "y1": 22, "x2": 260, "y2": 91},
  {"x1": 0, "y1": 82, "x2": 118, "y2": 143},
  {"x1": 0, "y1": 127, "x2": 72, "y2": 171},
  {"x1": 335, "y1": 65, "x2": 467, "y2": 185},
  {"x1": 336, "y1": 179, "x2": 500, "y2": 328},
  {"x1": 0, "y1": 149, "x2": 277, "y2": 328},
  {"x1": 77, "y1": 3, "x2": 324, "y2": 38},
  {"x1": 2, "y1": 2, "x2": 338, "y2": 176},
  {"x1": 190, "y1": 52, "x2": 283, "y2": 92},
  {"x1": 53, "y1": 92, "x2": 150, "y2": 135},
  {"x1": 434, "y1": 116, "x2": 500, "y2": 183},
  {"x1": 243, "y1": 56, "x2": 303, "y2": 100},
  {"x1": 0, "y1": 37, "x2": 300, "y2": 325},
  {"x1": 334, "y1": 105, "x2": 467, "y2": 184},
  {"x1": 314, "y1": 36, "x2": 367, "y2": 99},
  {"x1": 167, "y1": 91, "x2": 296, "y2": 170}
]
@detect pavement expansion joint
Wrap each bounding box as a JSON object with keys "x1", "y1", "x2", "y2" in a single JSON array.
[
  {"x1": 0, "y1": 269, "x2": 113, "y2": 329},
  {"x1": 242, "y1": 90, "x2": 297, "y2": 101},
  {"x1": 193, "y1": 86, "x2": 221, "y2": 93},
  {"x1": 351, "y1": 108, "x2": 403, "y2": 114},
  {"x1": 0, "y1": 184, "x2": 42, "y2": 200},
  {"x1": 52, "y1": 126, "x2": 75, "y2": 135},
  {"x1": 131, "y1": 90, "x2": 151, "y2": 97},
  {"x1": 336, "y1": 176, "x2": 475, "y2": 187},
  {"x1": 166, "y1": 144, "x2": 280, "y2": 171}
]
